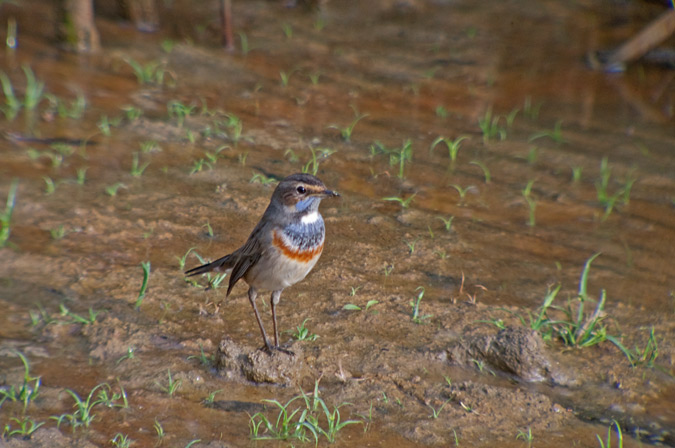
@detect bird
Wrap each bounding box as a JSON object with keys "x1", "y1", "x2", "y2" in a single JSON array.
[{"x1": 185, "y1": 173, "x2": 339, "y2": 353}]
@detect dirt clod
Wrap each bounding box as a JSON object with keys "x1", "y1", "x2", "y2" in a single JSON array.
[
  {"x1": 214, "y1": 337, "x2": 303, "y2": 385},
  {"x1": 447, "y1": 326, "x2": 557, "y2": 382}
]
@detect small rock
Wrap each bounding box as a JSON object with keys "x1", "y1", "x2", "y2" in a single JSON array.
[
  {"x1": 214, "y1": 337, "x2": 303, "y2": 385},
  {"x1": 447, "y1": 326, "x2": 569, "y2": 383}
]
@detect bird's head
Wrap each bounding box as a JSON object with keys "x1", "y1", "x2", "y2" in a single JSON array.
[{"x1": 274, "y1": 173, "x2": 339, "y2": 215}]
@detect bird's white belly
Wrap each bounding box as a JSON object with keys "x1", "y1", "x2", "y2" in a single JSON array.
[{"x1": 245, "y1": 248, "x2": 321, "y2": 291}]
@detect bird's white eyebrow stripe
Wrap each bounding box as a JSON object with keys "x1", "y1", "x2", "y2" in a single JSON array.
[{"x1": 301, "y1": 211, "x2": 319, "y2": 224}]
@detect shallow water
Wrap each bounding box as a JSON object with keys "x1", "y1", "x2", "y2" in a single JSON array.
[{"x1": 0, "y1": 0, "x2": 674, "y2": 446}]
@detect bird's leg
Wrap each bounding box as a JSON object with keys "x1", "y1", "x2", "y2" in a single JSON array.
[
  {"x1": 270, "y1": 290, "x2": 294, "y2": 355},
  {"x1": 270, "y1": 290, "x2": 282, "y2": 347},
  {"x1": 247, "y1": 286, "x2": 272, "y2": 351}
]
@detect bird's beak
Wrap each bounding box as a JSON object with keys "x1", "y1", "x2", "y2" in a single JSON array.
[{"x1": 320, "y1": 189, "x2": 339, "y2": 198}]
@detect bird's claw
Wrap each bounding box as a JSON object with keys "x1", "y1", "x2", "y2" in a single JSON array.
[{"x1": 261, "y1": 344, "x2": 295, "y2": 356}]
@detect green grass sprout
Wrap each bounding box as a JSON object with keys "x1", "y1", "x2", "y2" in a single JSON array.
[
  {"x1": 0, "y1": 179, "x2": 19, "y2": 247},
  {"x1": 522, "y1": 180, "x2": 537, "y2": 227},
  {"x1": 429, "y1": 136, "x2": 467, "y2": 165},
  {"x1": 135, "y1": 261, "x2": 151, "y2": 309},
  {"x1": 470, "y1": 160, "x2": 491, "y2": 183},
  {"x1": 529, "y1": 120, "x2": 564, "y2": 143},
  {"x1": 0, "y1": 351, "x2": 41, "y2": 411},
  {"x1": 596, "y1": 420, "x2": 623, "y2": 448},
  {"x1": 290, "y1": 318, "x2": 319, "y2": 341},
  {"x1": 383, "y1": 193, "x2": 416, "y2": 208},
  {"x1": 328, "y1": 110, "x2": 368, "y2": 142},
  {"x1": 411, "y1": 286, "x2": 432, "y2": 324}
]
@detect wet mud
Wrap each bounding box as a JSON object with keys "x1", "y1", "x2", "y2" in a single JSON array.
[{"x1": 1, "y1": 0, "x2": 674, "y2": 447}]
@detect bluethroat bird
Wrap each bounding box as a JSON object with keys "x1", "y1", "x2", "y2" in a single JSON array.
[{"x1": 185, "y1": 173, "x2": 339, "y2": 352}]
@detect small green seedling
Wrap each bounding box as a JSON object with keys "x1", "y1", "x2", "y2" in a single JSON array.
[
  {"x1": 43, "y1": 176, "x2": 56, "y2": 195},
  {"x1": 122, "y1": 105, "x2": 142, "y2": 120},
  {"x1": 343, "y1": 300, "x2": 378, "y2": 312},
  {"x1": 411, "y1": 287, "x2": 432, "y2": 324},
  {"x1": 0, "y1": 70, "x2": 20, "y2": 118},
  {"x1": 2, "y1": 417, "x2": 44, "y2": 439},
  {"x1": 187, "y1": 344, "x2": 214, "y2": 367},
  {"x1": 476, "y1": 318, "x2": 506, "y2": 330},
  {"x1": 449, "y1": 184, "x2": 474, "y2": 205},
  {"x1": 156, "y1": 369, "x2": 181, "y2": 397},
  {"x1": 0, "y1": 179, "x2": 19, "y2": 247},
  {"x1": 437, "y1": 215, "x2": 454, "y2": 232},
  {"x1": 45, "y1": 91, "x2": 86, "y2": 119},
  {"x1": 176, "y1": 247, "x2": 196, "y2": 270},
  {"x1": 203, "y1": 389, "x2": 223, "y2": 406},
  {"x1": 116, "y1": 347, "x2": 135, "y2": 365},
  {"x1": 139, "y1": 140, "x2": 159, "y2": 153},
  {"x1": 526, "y1": 146, "x2": 538, "y2": 164},
  {"x1": 596, "y1": 420, "x2": 623, "y2": 448},
  {"x1": 105, "y1": 182, "x2": 126, "y2": 196},
  {"x1": 290, "y1": 318, "x2": 319, "y2": 341},
  {"x1": 238, "y1": 32, "x2": 250, "y2": 55},
  {"x1": 405, "y1": 237, "x2": 420, "y2": 254},
  {"x1": 301, "y1": 146, "x2": 320, "y2": 176},
  {"x1": 154, "y1": 418, "x2": 165, "y2": 440},
  {"x1": 58, "y1": 304, "x2": 100, "y2": 325},
  {"x1": 523, "y1": 96, "x2": 542, "y2": 120},
  {"x1": 308, "y1": 72, "x2": 321, "y2": 85},
  {"x1": 383, "y1": 264, "x2": 394, "y2": 277},
  {"x1": 250, "y1": 173, "x2": 276, "y2": 185},
  {"x1": 249, "y1": 379, "x2": 361, "y2": 444},
  {"x1": 21, "y1": 65, "x2": 45, "y2": 110},
  {"x1": 629, "y1": 326, "x2": 659, "y2": 368},
  {"x1": 428, "y1": 399, "x2": 450, "y2": 419},
  {"x1": 529, "y1": 120, "x2": 564, "y2": 143},
  {"x1": 571, "y1": 166, "x2": 582, "y2": 182},
  {"x1": 429, "y1": 136, "x2": 468, "y2": 164},
  {"x1": 282, "y1": 23, "x2": 293, "y2": 39},
  {"x1": 75, "y1": 167, "x2": 87, "y2": 185},
  {"x1": 327, "y1": 111, "x2": 368, "y2": 142},
  {"x1": 167, "y1": 100, "x2": 195, "y2": 127},
  {"x1": 130, "y1": 152, "x2": 149, "y2": 177},
  {"x1": 52, "y1": 383, "x2": 124, "y2": 429},
  {"x1": 124, "y1": 58, "x2": 172, "y2": 85},
  {"x1": 97, "y1": 114, "x2": 122, "y2": 136},
  {"x1": 505, "y1": 107, "x2": 519, "y2": 128},
  {"x1": 470, "y1": 160, "x2": 491, "y2": 183},
  {"x1": 135, "y1": 261, "x2": 151, "y2": 309},
  {"x1": 202, "y1": 221, "x2": 214, "y2": 238},
  {"x1": 516, "y1": 427, "x2": 534, "y2": 447},
  {"x1": 0, "y1": 351, "x2": 41, "y2": 411},
  {"x1": 478, "y1": 107, "x2": 506, "y2": 143},
  {"x1": 382, "y1": 193, "x2": 416, "y2": 208},
  {"x1": 279, "y1": 69, "x2": 295, "y2": 87},
  {"x1": 391, "y1": 139, "x2": 413, "y2": 179},
  {"x1": 521, "y1": 180, "x2": 537, "y2": 227},
  {"x1": 348, "y1": 285, "x2": 362, "y2": 296},
  {"x1": 111, "y1": 433, "x2": 133, "y2": 448}
]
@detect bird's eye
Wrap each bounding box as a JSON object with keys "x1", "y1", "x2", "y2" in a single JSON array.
[{"x1": 296, "y1": 186, "x2": 306, "y2": 194}]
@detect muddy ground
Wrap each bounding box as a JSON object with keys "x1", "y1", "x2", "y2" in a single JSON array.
[{"x1": 1, "y1": 0, "x2": 674, "y2": 447}]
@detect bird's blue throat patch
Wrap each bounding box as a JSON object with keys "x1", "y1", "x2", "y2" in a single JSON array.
[
  {"x1": 285, "y1": 217, "x2": 325, "y2": 251},
  {"x1": 295, "y1": 196, "x2": 319, "y2": 212}
]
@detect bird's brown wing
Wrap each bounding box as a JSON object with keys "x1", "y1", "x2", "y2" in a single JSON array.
[
  {"x1": 225, "y1": 224, "x2": 266, "y2": 296},
  {"x1": 184, "y1": 253, "x2": 234, "y2": 277}
]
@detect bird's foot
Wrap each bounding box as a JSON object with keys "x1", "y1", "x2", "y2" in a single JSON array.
[{"x1": 261, "y1": 344, "x2": 295, "y2": 356}]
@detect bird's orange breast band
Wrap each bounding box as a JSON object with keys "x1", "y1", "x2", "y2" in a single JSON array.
[{"x1": 272, "y1": 230, "x2": 323, "y2": 263}]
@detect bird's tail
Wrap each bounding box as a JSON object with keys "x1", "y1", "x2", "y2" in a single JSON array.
[{"x1": 184, "y1": 254, "x2": 234, "y2": 277}]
